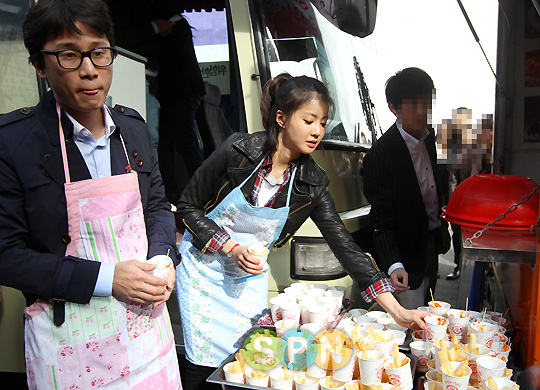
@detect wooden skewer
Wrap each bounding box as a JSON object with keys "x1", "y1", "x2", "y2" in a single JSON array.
[
  {"x1": 493, "y1": 302, "x2": 497, "y2": 315},
  {"x1": 167, "y1": 248, "x2": 170, "y2": 257},
  {"x1": 430, "y1": 288, "x2": 435, "y2": 304},
  {"x1": 481, "y1": 308, "x2": 486, "y2": 323},
  {"x1": 465, "y1": 297, "x2": 469, "y2": 313},
  {"x1": 502, "y1": 308, "x2": 509, "y2": 319}
]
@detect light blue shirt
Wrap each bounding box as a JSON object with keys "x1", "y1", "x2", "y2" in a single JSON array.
[{"x1": 66, "y1": 109, "x2": 116, "y2": 296}]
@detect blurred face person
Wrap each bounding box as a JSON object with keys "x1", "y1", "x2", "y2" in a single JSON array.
[
  {"x1": 33, "y1": 21, "x2": 113, "y2": 127},
  {"x1": 389, "y1": 94, "x2": 432, "y2": 138}
]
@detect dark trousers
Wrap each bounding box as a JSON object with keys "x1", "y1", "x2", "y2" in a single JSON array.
[
  {"x1": 181, "y1": 359, "x2": 222, "y2": 390},
  {"x1": 451, "y1": 223, "x2": 462, "y2": 270}
]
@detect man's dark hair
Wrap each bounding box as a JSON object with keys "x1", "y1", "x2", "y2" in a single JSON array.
[
  {"x1": 385, "y1": 67, "x2": 435, "y2": 108},
  {"x1": 23, "y1": 0, "x2": 115, "y2": 68}
]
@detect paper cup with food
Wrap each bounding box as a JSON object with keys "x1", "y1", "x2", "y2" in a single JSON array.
[
  {"x1": 484, "y1": 376, "x2": 518, "y2": 390},
  {"x1": 320, "y1": 376, "x2": 346, "y2": 390},
  {"x1": 469, "y1": 321, "x2": 497, "y2": 349},
  {"x1": 488, "y1": 343, "x2": 510, "y2": 363},
  {"x1": 270, "y1": 366, "x2": 295, "y2": 389},
  {"x1": 244, "y1": 365, "x2": 270, "y2": 387},
  {"x1": 387, "y1": 329, "x2": 406, "y2": 346},
  {"x1": 336, "y1": 317, "x2": 355, "y2": 332},
  {"x1": 275, "y1": 318, "x2": 298, "y2": 337},
  {"x1": 425, "y1": 315, "x2": 448, "y2": 343},
  {"x1": 462, "y1": 336, "x2": 490, "y2": 381},
  {"x1": 447, "y1": 309, "x2": 470, "y2": 342},
  {"x1": 475, "y1": 356, "x2": 505, "y2": 385},
  {"x1": 223, "y1": 361, "x2": 245, "y2": 383},
  {"x1": 424, "y1": 382, "x2": 443, "y2": 390},
  {"x1": 428, "y1": 300, "x2": 451, "y2": 317},
  {"x1": 383, "y1": 349, "x2": 413, "y2": 390},
  {"x1": 306, "y1": 341, "x2": 331, "y2": 378},
  {"x1": 365, "y1": 326, "x2": 396, "y2": 359},
  {"x1": 410, "y1": 340, "x2": 434, "y2": 373},
  {"x1": 441, "y1": 360, "x2": 472, "y2": 390},
  {"x1": 427, "y1": 359, "x2": 437, "y2": 373},
  {"x1": 426, "y1": 369, "x2": 443, "y2": 384},
  {"x1": 248, "y1": 243, "x2": 269, "y2": 266},
  {"x1": 357, "y1": 350, "x2": 385, "y2": 385},
  {"x1": 294, "y1": 373, "x2": 321, "y2": 390},
  {"x1": 146, "y1": 255, "x2": 174, "y2": 279}
]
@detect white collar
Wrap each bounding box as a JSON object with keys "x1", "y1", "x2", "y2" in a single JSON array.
[
  {"x1": 66, "y1": 107, "x2": 116, "y2": 141},
  {"x1": 396, "y1": 121, "x2": 429, "y2": 148}
]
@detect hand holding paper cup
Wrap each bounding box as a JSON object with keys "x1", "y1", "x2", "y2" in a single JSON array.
[
  {"x1": 146, "y1": 255, "x2": 174, "y2": 279},
  {"x1": 425, "y1": 315, "x2": 448, "y2": 343},
  {"x1": 248, "y1": 244, "x2": 269, "y2": 265}
]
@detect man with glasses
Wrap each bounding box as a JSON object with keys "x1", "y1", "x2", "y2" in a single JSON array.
[{"x1": 0, "y1": 0, "x2": 181, "y2": 388}]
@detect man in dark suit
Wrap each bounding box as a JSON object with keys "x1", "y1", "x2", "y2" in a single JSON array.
[{"x1": 364, "y1": 67, "x2": 450, "y2": 309}]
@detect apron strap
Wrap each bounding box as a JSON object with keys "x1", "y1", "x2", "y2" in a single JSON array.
[
  {"x1": 238, "y1": 153, "x2": 267, "y2": 188},
  {"x1": 56, "y1": 104, "x2": 132, "y2": 181},
  {"x1": 285, "y1": 164, "x2": 298, "y2": 208}
]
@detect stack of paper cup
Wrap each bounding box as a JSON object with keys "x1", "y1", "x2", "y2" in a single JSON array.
[
  {"x1": 383, "y1": 352, "x2": 413, "y2": 390},
  {"x1": 357, "y1": 350, "x2": 385, "y2": 385},
  {"x1": 223, "y1": 361, "x2": 245, "y2": 384},
  {"x1": 270, "y1": 297, "x2": 286, "y2": 322},
  {"x1": 475, "y1": 356, "x2": 505, "y2": 385},
  {"x1": 441, "y1": 361, "x2": 472, "y2": 390},
  {"x1": 409, "y1": 340, "x2": 434, "y2": 373},
  {"x1": 424, "y1": 315, "x2": 448, "y2": 343},
  {"x1": 469, "y1": 321, "x2": 497, "y2": 349},
  {"x1": 447, "y1": 309, "x2": 470, "y2": 343},
  {"x1": 299, "y1": 299, "x2": 318, "y2": 324}
]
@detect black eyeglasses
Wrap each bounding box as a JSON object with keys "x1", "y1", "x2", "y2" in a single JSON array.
[{"x1": 40, "y1": 47, "x2": 117, "y2": 69}]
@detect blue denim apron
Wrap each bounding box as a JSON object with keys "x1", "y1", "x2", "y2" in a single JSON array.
[{"x1": 177, "y1": 157, "x2": 296, "y2": 366}]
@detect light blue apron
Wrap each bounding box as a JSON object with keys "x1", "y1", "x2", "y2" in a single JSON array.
[{"x1": 177, "y1": 157, "x2": 296, "y2": 367}]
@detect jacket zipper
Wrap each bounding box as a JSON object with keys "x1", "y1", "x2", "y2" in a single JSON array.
[
  {"x1": 288, "y1": 201, "x2": 311, "y2": 217},
  {"x1": 183, "y1": 218, "x2": 196, "y2": 237}
]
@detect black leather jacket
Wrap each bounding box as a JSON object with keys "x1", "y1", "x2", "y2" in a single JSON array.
[{"x1": 177, "y1": 132, "x2": 387, "y2": 292}]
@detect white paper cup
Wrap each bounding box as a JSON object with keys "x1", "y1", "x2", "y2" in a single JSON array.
[
  {"x1": 427, "y1": 359, "x2": 437, "y2": 373},
  {"x1": 463, "y1": 344, "x2": 490, "y2": 381},
  {"x1": 275, "y1": 319, "x2": 298, "y2": 337},
  {"x1": 426, "y1": 369, "x2": 443, "y2": 384},
  {"x1": 270, "y1": 369, "x2": 295, "y2": 389},
  {"x1": 428, "y1": 301, "x2": 451, "y2": 317},
  {"x1": 368, "y1": 330, "x2": 396, "y2": 359},
  {"x1": 311, "y1": 283, "x2": 329, "y2": 290},
  {"x1": 384, "y1": 353, "x2": 413, "y2": 390},
  {"x1": 332, "y1": 348, "x2": 357, "y2": 382},
  {"x1": 475, "y1": 356, "x2": 505, "y2": 385},
  {"x1": 425, "y1": 315, "x2": 448, "y2": 343},
  {"x1": 348, "y1": 309, "x2": 368, "y2": 318},
  {"x1": 320, "y1": 376, "x2": 346, "y2": 390},
  {"x1": 412, "y1": 330, "x2": 425, "y2": 342},
  {"x1": 300, "y1": 300, "x2": 319, "y2": 324},
  {"x1": 294, "y1": 373, "x2": 321, "y2": 390},
  {"x1": 319, "y1": 296, "x2": 342, "y2": 318},
  {"x1": 484, "y1": 377, "x2": 518, "y2": 390},
  {"x1": 244, "y1": 366, "x2": 270, "y2": 387},
  {"x1": 469, "y1": 321, "x2": 498, "y2": 349},
  {"x1": 304, "y1": 288, "x2": 326, "y2": 299},
  {"x1": 329, "y1": 285, "x2": 348, "y2": 293},
  {"x1": 290, "y1": 282, "x2": 310, "y2": 292},
  {"x1": 388, "y1": 330, "x2": 406, "y2": 346},
  {"x1": 300, "y1": 323, "x2": 326, "y2": 338},
  {"x1": 248, "y1": 243, "x2": 269, "y2": 265},
  {"x1": 345, "y1": 379, "x2": 363, "y2": 390},
  {"x1": 283, "y1": 286, "x2": 301, "y2": 299},
  {"x1": 354, "y1": 315, "x2": 376, "y2": 324},
  {"x1": 386, "y1": 322, "x2": 407, "y2": 333},
  {"x1": 447, "y1": 309, "x2": 470, "y2": 342},
  {"x1": 409, "y1": 341, "x2": 434, "y2": 373},
  {"x1": 309, "y1": 306, "x2": 331, "y2": 328},
  {"x1": 376, "y1": 317, "x2": 396, "y2": 329},
  {"x1": 357, "y1": 350, "x2": 385, "y2": 385},
  {"x1": 441, "y1": 361, "x2": 472, "y2": 390},
  {"x1": 270, "y1": 297, "x2": 286, "y2": 322},
  {"x1": 366, "y1": 311, "x2": 388, "y2": 320},
  {"x1": 424, "y1": 382, "x2": 443, "y2": 390},
  {"x1": 281, "y1": 302, "x2": 301, "y2": 325},
  {"x1": 223, "y1": 361, "x2": 245, "y2": 383},
  {"x1": 488, "y1": 343, "x2": 511, "y2": 362},
  {"x1": 359, "y1": 322, "x2": 384, "y2": 333},
  {"x1": 146, "y1": 255, "x2": 174, "y2": 279}
]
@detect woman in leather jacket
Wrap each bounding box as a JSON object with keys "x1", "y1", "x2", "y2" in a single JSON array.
[{"x1": 175, "y1": 74, "x2": 429, "y2": 388}]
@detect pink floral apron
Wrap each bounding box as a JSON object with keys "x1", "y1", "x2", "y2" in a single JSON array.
[{"x1": 23, "y1": 105, "x2": 181, "y2": 389}]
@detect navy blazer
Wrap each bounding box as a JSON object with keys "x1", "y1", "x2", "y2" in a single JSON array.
[
  {"x1": 363, "y1": 123, "x2": 447, "y2": 290},
  {"x1": 0, "y1": 91, "x2": 177, "y2": 306}
]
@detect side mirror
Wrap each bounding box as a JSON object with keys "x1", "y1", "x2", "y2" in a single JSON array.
[{"x1": 335, "y1": 0, "x2": 378, "y2": 38}]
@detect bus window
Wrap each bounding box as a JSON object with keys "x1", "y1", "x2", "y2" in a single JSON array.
[
  {"x1": 0, "y1": 0, "x2": 39, "y2": 113},
  {"x1": 259, "y1": 1, "x2": 372, "y2": 145}
]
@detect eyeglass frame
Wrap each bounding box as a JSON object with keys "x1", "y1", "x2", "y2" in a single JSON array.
[{"x1": 40, "y1": 46, "x2": 117, "y2": 69}]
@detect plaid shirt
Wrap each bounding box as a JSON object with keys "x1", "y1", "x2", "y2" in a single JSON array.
[
  {"x1": 361, "y1": 278, "x2": 396, "y2": 302},
  {"x1": 204, "y1": 155, "x2": 296, "y2": 254}
]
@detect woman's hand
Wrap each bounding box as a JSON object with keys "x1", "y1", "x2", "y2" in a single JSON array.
[
  {"x1": 231, "y1": 245, "x2": 263, "y2": 275},
  {"x1": 375, "y1": 292, "x2": 429, "y2": 330}
]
